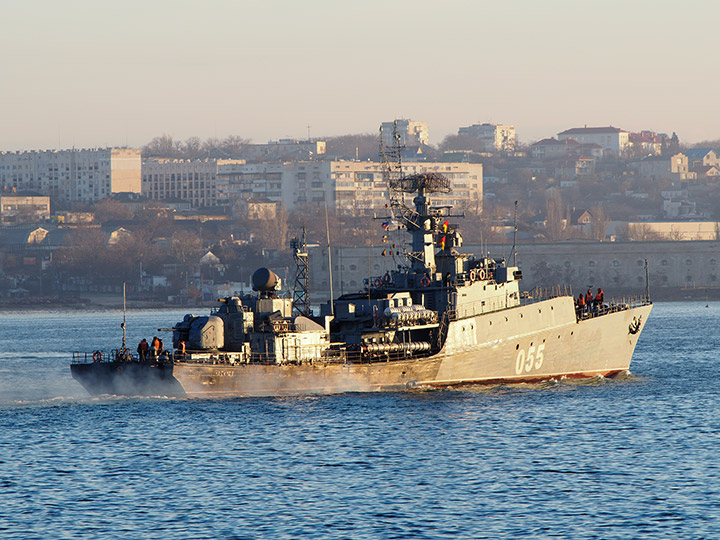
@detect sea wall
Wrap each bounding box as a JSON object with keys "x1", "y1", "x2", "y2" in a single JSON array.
[{"x1": 309, "y1": 241, "x2": 720, "y2": 301}]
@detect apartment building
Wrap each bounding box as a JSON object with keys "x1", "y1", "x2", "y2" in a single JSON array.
[
  {"x1": 380, "y1": 119, "x2": 430, "y2": 148},
  {"x1": 142, "y1": 158, "x2": 245, "y2": 208},
  {"x1": 0, "y1": 148, "x2": 141, "y2": 203},
  {"x1": 217, "y1": 161, "x2": 483, "y2": 216},
  {"x1": 458, "y1": 123, "x2": 516, "y2": 152}
]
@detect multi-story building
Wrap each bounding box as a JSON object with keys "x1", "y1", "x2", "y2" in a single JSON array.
[
  {"x1": 0, "y1": 191, "x2": 50, "y2": 225},
  {"x1": 0, "y1": 148, "x2": 141, "y2": 203},
  {"x1": 142, "y1": 158, "x2": 245, "y2": 208},
  {"x1": 638, "y1": 153, "x2": 691, "y2": 181},
  {"x1": 217, "y1": 161, "x2": 483, "y2": 216},
  {"x1": 380, "y1": 119, "x2": 430, "y2": 148},
  {"x1": 458, "y1": 123, "x2": 516, "y2": 152},
  {"x1": 557, "y1": 126, "x2": 630, "y2": 157}
]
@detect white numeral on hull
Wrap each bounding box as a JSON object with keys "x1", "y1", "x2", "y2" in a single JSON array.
[{"x1": 515, "y1": 344, "x2": 545, "y2": 374}]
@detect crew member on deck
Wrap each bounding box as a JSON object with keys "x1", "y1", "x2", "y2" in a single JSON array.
[
  {"x1": 594, "y1": 288, "x2": 604, "y2": 310},
  {"x1": 585, "y1": 289, "x2": 593, "y2": 312},
  {"x1": 137, "y1": 338, "x2": 148, "y2": 361},
  {"x1": 576, "y1": 294, "x2": 585, "y2": 317}
]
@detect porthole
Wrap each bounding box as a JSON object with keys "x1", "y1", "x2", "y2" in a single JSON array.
[{"x1": 516, "y1": 344, "x2": 520, "y2": 350}]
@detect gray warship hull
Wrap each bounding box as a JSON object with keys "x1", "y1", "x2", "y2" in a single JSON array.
[
  {"x1": 72, "y1": 297, "x2": 651, "y2": 398},
  {"x1": 70, "y1": 170, "x2": 652, "y2": 398}
]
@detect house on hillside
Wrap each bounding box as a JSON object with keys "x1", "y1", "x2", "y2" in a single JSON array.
[
  {"x1": 685, "y1": 148, "x2": 719, "y2": 169},
  {"x1": 557, "y1": 126, "x2": 630, "y2": 157},
  {"x1": 530, "y1": 138, "x2": 578, "y2": 159},
  {"x1": 637, "y1": 153, "x2": 691, "y2": 180},
  {"x1": 692, "y1": 164, "x2": 720, "y2": 180}
]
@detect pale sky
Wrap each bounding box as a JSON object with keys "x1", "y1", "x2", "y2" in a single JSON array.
[{"x1": 2, "y1": 0, "x2": 718, "y2": 151}]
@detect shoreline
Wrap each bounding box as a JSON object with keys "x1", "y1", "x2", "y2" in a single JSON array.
[{"x1": 0, "y1": 287, "x2": 717, "y2": 311}]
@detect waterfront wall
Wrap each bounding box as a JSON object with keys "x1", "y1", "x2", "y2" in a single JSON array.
[{"x1": 309, "y1": 241, "x2": 720, "y2": 300}]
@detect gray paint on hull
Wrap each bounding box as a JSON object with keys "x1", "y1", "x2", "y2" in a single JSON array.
[{"x1": 169, "y1": 299, "x2": 652, "y2": 397}]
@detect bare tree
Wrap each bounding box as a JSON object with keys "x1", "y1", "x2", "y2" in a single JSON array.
[
  {"x1": 544, "y1": 188, "x2": 566, "y2": 241},
  {"x1": 589, "y1": 206, "x2": 608, "y2": 241},
  {"x1": 93, "y1": 199, "x2": 133, "y2": 223},
  {"x1": 222, "y1": 136, "x2": 251, "y2": 157},
  {"x1": 143, "y1": 134, "x2": 182, "y2": 157},
  {"x1": 628, "y1": 224, "x2": 662, "y2": 242},
  {"x1": 183, "y1": 137, "x2": 203, "y2": 158}
]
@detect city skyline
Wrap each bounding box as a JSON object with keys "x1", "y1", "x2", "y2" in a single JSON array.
[{"x1": 2, "y1": 0, "x2": 719, "y2": 151}]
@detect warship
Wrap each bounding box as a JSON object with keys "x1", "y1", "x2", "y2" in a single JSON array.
[{"x1": 71, "y1": 172, "x2": 652, "y2": 398}]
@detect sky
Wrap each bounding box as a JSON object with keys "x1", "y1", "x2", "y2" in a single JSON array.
[{"x1": 1, "y1": 0, "x2": 719, "y2": 151}]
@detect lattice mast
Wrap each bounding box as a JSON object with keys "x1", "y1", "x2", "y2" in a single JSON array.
[
  {"x1": 378, "y1": 123, "x2": 464, "y2": 279},
  {"x1": 290, "y1": 227, "x2": 311, "y2": 316}
]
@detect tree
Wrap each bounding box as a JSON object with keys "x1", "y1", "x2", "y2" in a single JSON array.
[
  {"x1": 93, "y1": 199, "x2": 133, "y2": 223},
  {"x1": 438, "y1": 134, "x2": 488, "y2": 154},
  {"x1": 628, "y1": 224, "x2": 662, "y2": 242},
  {"x1": 544, "y1": 188, "x2": 566, "y2": 241},
  {"x1": 589, "y1": 206, "x2": 608, "y2": 241},
  {"x1": 323, "y1": 134, "x2": 379, "y2": 160},
  {"x1": 143, "y1": 134, "x2": 182, "y2": 157}
]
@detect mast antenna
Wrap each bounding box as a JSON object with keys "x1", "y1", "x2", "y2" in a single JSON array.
[
  {"x1": 512, "y1": 200, "x2": 518, "y2": 267},
  {"x1": 325, "y1": 197, "x2": 334, "y2": 316},
  {"x1": 290, "y1": 227, "x2": 311, "y2": 316},
  {"x1": 121, "y1": 281, "x2": 127, "y2": 352}
]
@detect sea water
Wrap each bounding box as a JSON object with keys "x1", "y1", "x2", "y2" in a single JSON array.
[{"x1": 0, "y1": 303, "x2": 718, "y2": 539}]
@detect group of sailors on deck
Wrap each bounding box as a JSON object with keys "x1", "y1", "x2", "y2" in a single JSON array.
[
  {"x1": 136, "y1": 336, "x2": 168, "y2": 361},
  {"x1": 576, "y1": 287, "x2": 604, "y2": 317}
]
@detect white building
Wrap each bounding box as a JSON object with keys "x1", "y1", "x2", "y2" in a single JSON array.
[
  {"x1": 458, "y1": 123, "x2": 516, "y2": 152},
  {"x1": 380, "y1": 119, "x2": 430, "y2": 148},
  {"x1": 557, "y1": 126, "x2": 630, "y2": 157},
  {"x1": 217, "y1": 160, "x2": 483, "y2": 216},
  {"x1": 142, "y1": 158, "x2": 245, "y2": 208},
  {"x1": 0, "y1": 148, "x2": 141, "y2": 203}
]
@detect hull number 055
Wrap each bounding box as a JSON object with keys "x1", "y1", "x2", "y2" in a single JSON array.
[{"x1": 515, "y1": 344, "x2": 545, "y2": 374}]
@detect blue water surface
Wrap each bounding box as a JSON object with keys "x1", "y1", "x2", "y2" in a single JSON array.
[{"x1": 0, "y1": 303, "x2": 718, "y2": 539}]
